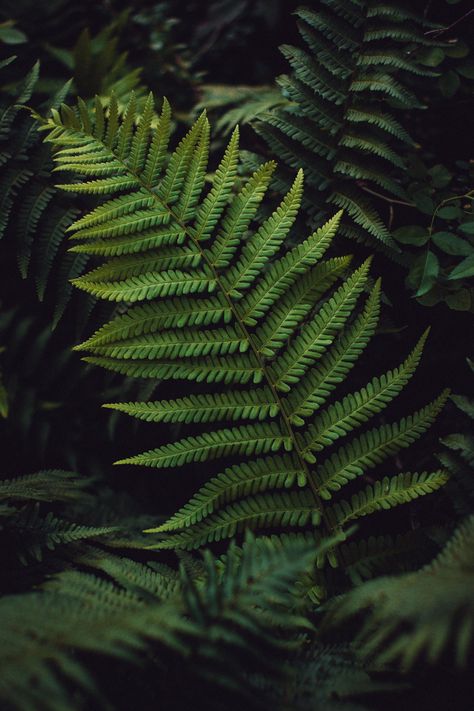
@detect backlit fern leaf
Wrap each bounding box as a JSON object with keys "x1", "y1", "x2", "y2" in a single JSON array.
[{"x1": 39, "y1": 94, "x2": 448, "y2": 563}]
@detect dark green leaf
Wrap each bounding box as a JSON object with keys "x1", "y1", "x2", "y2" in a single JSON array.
[
  {"x1": 0, "y1": 25, "x2": 27, "y2": 45},
  {"x1": 428, "y1": 165, "x2": 452, "y2": 189},
  {"x1": 418, "y1": 47, "x2": 445, "y2": 67},
  {"x1": 445, "y1": 289, "x2": 472, "y2": 311},
  {"x1": 393, "y1": 226, "x2": 429, "y2": 247},
  {"x1": 438, "y1": 205, "x2": 462, "y2": 219},
  {"x1": 459, "y1": 222, "x2": 474, "y2": 235},
  {"x1": 448, "y1": 255, "x2": 474, "y2": 280},
  {"x1": 432, "y1": 232, "x2": 474, "y2": 256},
  {"x1": 416, "y1": 250, "x2": 439, "y2": 296},
  {"x1": 413, "y1": 192, "x2": 435, "y2": 216},
  {"x1": 439, "y1": 70, "x2": 461, "y2": 98},
  {"x1": 457, "y1": 62, "x2": 474, "y2": 79},
  {"x1": 444, "y1": 40, "x2": 469, "y2": 58}
]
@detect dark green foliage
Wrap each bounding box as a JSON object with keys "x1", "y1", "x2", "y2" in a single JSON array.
[
  {"x1": 45, "y1": 19, "x2": 146, "y2": 108},
  {"x1": 394, "y1": 155, "x2": 474, "y2": 310},
  {"x1": 325, "y1": 515, "x2": 474, "y2": 669},
  {"x1": 438, "y1": 358, "x2": 474, "y2": 515},
  {"x1": 0, "y1": 469, "x2": 124, "y2": 579},
  {"x1": 195, "y1": 83, "x2": 289, "y2": 136},
  {"x1": 0, "y1": 533, "x2": 321, "y2": 711},
  {"x1": 255, "y1": 2, "x2": 439, "y2": 248},
  {"x1": 0, "y1": 304, "x2": 159, "y2": 473},
  {"x1": 0, "y1": 58, "x2": 88, "y2": 323}
]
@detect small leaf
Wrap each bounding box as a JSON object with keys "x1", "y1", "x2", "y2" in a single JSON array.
[
  {"x1": 439, "y1": 70, "x2": 461, "y2": 98},
  {"x1": 0, "y1": 22, "x2": 27, "y2": 45},
  {"x1": 418, "y1": 47, "x2": 445, "y2": 67},
  {"x1": 445, "y1": 289, "x2": 472, "y2": 311},
  {"x1": 428, "y1": 165, "x2": 452, "y2": 189},
  {"x1": 393, "y1": 226, "x2": 429, "y2": 247},
  {"x1": 457, "y1": 62, "x2": 474, "y2": 79},
  {"x1": 459, "y1": 222, "x2": 474, "y2": 234},
  {"x1": 416, "y1": 250, "x2": 439, "y2": 297},
  {"x1": 438, "y1": 205, "x2": 462, "y2": 220},
  {"x1": 444, "y1": 40, "x2": 469, "y2": 58},
  {"x1": 412, "y1": 191, "x2": 435, "y2": 216},
  {"x1": 432, "y1": 232, "x2": 474, "y2": 256},
  {"x1": 448, "y1": 255, "x2": 474, "y2": 280}
]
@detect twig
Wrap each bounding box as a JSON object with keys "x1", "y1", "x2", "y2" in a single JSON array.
[
  {"x1": 388, "y1": 204, "x2": 395, "y2": 231},
  {"x1": 357, "y1": 182, "x2": 415, "y2": 207},
  {"x1": 429, "y1": 190, "x2": 474, "y2": 235},
  {"x1": 425, "y1": 9, "x2": 474, "y2": 36}
]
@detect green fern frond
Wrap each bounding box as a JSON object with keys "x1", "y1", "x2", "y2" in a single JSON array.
[
  {"x1": 255, "y1": 2, "x2": 441, "y2": 246},
  {"x1": 0, "y1": 61, "x2": 88, "y2": 321},
  {"x1": 327, "y1": 516, "x2": 474, "y2": 669},
  {"x1": 39, "y1": 95, "x2": 447, "y2": 560},
  {"x1": 314, "y1": 391, "x2": 449, "y2": 499},
  {"x1": 302, "y1": 329, "x2": 429, "y2": 451},
  {"x1": 10, "y1": 505, "x2": 118, "y2": 563},
  {"x1": 338, "y1": 530, "x2": 430, "y2": 583}
]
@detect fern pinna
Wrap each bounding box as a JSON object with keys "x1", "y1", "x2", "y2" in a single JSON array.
[
  {"x1": 39, "y1": 92, "x2": 448, "y2": 564},
  {"x1": 255, "y1": 2, "x2": 440, "y2": 248}
]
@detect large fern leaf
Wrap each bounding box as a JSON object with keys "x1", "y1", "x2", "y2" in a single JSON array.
[{"x1": 39, "y1": 94, "x2": 448, "y2": 564}]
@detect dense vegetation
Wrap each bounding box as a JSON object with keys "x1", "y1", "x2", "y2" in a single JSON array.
[{"x1": 0, "y1": 1, "x2": 473, "y2": 709}]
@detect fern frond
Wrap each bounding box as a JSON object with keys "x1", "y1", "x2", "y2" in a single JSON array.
[
  {"x1": 40, "y1": 96, "x2": 447, "y2": 558},
  {"x1": 0, "y1": 533, "x2": 318, "y2": 709},
  {"x1": 0, "y1": 61, "x2": 89, "y2": 319},
  {"x1": 10, "y1": 505, "x2": 117, "y2": 563},
  {"x1": 271, "y1": 259, "x2": 371, "y2": 392},
  {"x1": 256, "y1": 2, "x2": 440, "y2": 246},
  {"x1": 327, "y1": 516, "x2": 474, "y2": 669},
  {"x1": 150, "y1": 490, "x2": 319, "y2": 550},
  {"x1": 0, "y1": 469, "x2": 91, "y2": 504},
  {"x1": 302, "y1": 329, "x2": 429, "y2": 451},
  {"x1": 117, "y1": 422, "x2": 290, "y2": 468},
  {"x1": 150, "y1": 454, "x2": 305, "y2": 532}
]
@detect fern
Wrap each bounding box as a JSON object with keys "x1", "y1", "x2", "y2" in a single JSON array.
[
  {"x1": 438, "y1": 358, "x2": 474, "y2": 515},
  {"x1": 0, "y1": 305, "x2": 152, "y2": 473},
  {"x1": 0, "y1": 533, "x2": 319, "y2": 710},
  {"x1": 195, "y1": 83, "x2": 290, "y2": 136},
  {"x1": 326, "y1": 515, "x2": 474, "y2": 669},
  {"x1": 254, "y1": 2, "x2": 441, "y2": 247},
  {"x1": 0, "y1": 469, "x2": 119, "y2": 564},
  {"x1": 0, "y1": 58, "x2": 92, "y2": 325},
  {"x1": 38, "y1": 94, "x2": 448, "y2": 564}
]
